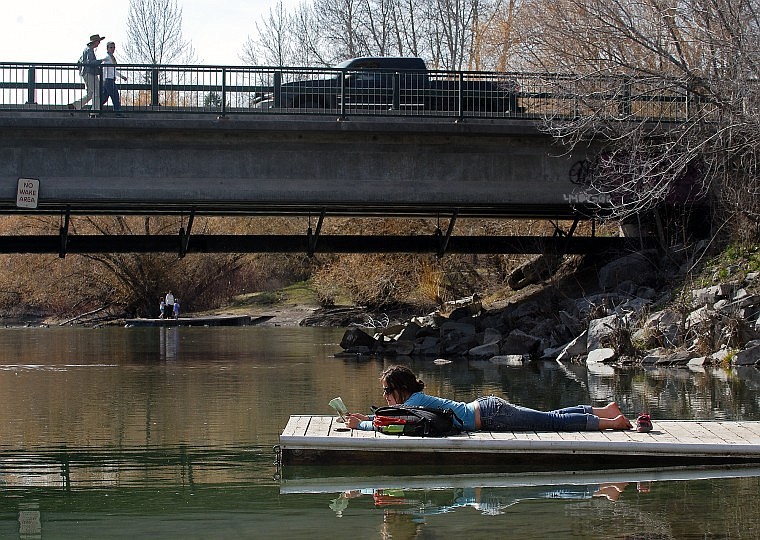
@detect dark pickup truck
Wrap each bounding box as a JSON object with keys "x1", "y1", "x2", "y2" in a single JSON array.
[{"x1": 253, "y1": 57, "x2": 523, "y2": 113}]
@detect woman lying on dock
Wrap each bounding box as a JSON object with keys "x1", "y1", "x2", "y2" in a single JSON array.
[{"x1": 345, "y1": 365, "x2": 633, "y2": 432}]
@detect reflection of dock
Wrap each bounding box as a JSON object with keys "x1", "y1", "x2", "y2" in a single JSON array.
[
  {"x1": 280, "y1": 466, "x2": 760, "y2": 494},
  {"x1": 125, "y1": 315, "x2": 273, "y2": 327},
  {"x1": 279, "y1": 416, "x2": 760, "y2": 470}
]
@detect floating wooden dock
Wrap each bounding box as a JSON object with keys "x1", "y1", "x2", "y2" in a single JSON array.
[
  {"x1": 279, "y1": 415, "x2": 760, "y2": 471},
  {"x1": 124, "y1": 315, "x2": 273, "y2": 327}
]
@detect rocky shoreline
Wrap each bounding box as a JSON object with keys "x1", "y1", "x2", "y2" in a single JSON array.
[{"x1": 337, "y1": 246, "x2": 760, "y2": 368}]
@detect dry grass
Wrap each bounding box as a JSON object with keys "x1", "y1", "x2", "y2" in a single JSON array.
[{"x1": 0, "y1": 214, "x2": 619, "y2": 320}]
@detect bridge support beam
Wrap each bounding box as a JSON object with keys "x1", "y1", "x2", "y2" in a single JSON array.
[
  {"x1": 0, "y1": 234, "x2": 653, "y2": 255},
  {"x1": 306, "y1": 209, "x2": 326, "y2": 257},
  {"x1": 178, "y1": 208, "x2": 196, "y2": 258},
  {"x1": 58, "y1": 207, "x2": 70, "y2": 259}
]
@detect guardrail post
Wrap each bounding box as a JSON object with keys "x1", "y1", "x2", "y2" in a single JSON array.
[
  {"x1": 457, "y1": 72, "x2": 464, "y2": 121},
  {"x1": 151, "y1": 68, "x2": 160, "y2": 106},
  {"x1": 273, "y1": 71, "x2": 282, "y2": 108},
  {"x1": 686, "y1": 80, "x2": 701, "y2": 121},
  {"x1": 26, "y1": 67, "x2": 36, "y2": 104},
  {"x1": 339, "y1": 69, "x2": 346, "y2": 119},
  {"x1": 92, "y1": 65, "x2": 102, "y2": 114},
  {"x1": 220, "y1": 68, "x2": 227, "y2": 117},
  {"x1": 392, "y1": 73, "x2": 400, "y2": 110},
  {"x1": 620, "y1": 76, "x2": 631, "y2": 117}
]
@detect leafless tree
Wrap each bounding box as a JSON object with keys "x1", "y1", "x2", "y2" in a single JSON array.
[
  {"x1": 123, "y1": 0, "x2": 197, "y2": 64},
  {"x1": 519, "y1": 0, "x2": 759, "y2": 241},
  {"x1": 243, "y1": 0, "x2": 506, "y2": 69},
  {"x1": 242, "y1": 1, "x2": 295, "y2": 66}
]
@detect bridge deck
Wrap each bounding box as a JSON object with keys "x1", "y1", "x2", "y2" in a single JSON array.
[
  {"x1": 279, "y1": 415, "x2": 760, "y2": 469},
  {"x1": 0, "y1": 112, "x2": 599, "y2": 219}
]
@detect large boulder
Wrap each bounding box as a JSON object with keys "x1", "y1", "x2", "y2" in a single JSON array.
[
  {"x1": 501, "y1": 329, "x2": 542, "y2": 355},
  {"x1": 507, "y1": 253, "x2": 562, "y2": 290},
  {"x1": 340, "y1": 327, "x2": 377, "y2": 351},
  {"x1": 734, "y1": 342, "x2": 760, "y2": 366},
  {"x1": 655, "y1": 350, "x2": 696, "y2": 366},
  {"x1": 587, "y1": 348, "x2": 617, "y2": 363},
  {"x1": 692, "y1": 284, "x2": 736, "y2": 307},
  {"x1": 414, "y1": 336, "x2": 441, "y2": 356},
  {"x1": 635, "y1": 309, "x2": 683, "y2": 348},
  {"x1": 555, "y1": 331, "x2": 588, "y2": 361},
  {"x1": 587, "y1": 314, "x2": 620, "y2": 352},
  {"x1": 468, "y1": 341, "x2": 501, "y2": 359},
  {"x1": 598, "y1": 251, "x2": 658, "y2": 291}
]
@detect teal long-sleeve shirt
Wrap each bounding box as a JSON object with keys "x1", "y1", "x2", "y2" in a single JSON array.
[{"x1": 358, "y1": 391, "x2": 478, "y2": 431}]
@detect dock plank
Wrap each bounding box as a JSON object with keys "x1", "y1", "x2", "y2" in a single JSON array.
[
  {"x1": 282, "y1": 415, "x2": 311, "y2": 437},
  {"x1": 718, "y1": 422, "x2": 760, "y2": 444},
  {"x1": 683, "y1": 422, "x2": 726, "y2": 443},
  {"x1": 304, "y1": 415, "x2": 333, "y2": 437},
  {"x1": 699, "y1": 422, "x2": 738, "y2": 444}
]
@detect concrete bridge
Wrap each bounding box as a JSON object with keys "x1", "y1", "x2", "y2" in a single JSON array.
[
  {"x1": 2, "y1": 61, "x2": 691, "y2": 254},
  {"x1": 0, "y1": 112, "x2": 621, "y2": 255},
  {"x1": 1, "y1": 112, "x2": 600, "y2": 217}
]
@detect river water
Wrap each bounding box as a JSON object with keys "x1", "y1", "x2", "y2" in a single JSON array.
[{"x1": 1, "y1": 326, "x2": 759, "y2": 539}]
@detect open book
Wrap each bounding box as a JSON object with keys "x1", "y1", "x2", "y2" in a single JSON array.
[{"x1": 328, "y1": 397, "x2": 349, "y2": 421}]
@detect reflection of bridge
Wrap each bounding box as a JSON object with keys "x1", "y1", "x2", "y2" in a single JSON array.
[{"x1": 0, "y1": 62, "x2": 691, "y2": 255}]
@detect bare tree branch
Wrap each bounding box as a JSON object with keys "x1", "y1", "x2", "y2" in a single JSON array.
[{"x1": 124, "y1": 0, "x2": 197, "y2": 64}]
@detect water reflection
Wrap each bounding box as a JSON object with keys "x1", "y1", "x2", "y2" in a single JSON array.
[
  {"x1": 281, "y1": 468, "x2": 760, "y2": 539},
  {"x1": 0, "y1": 327, "x2": 760, "y2": 538},
  {"x1": 329, "y1": 482, "x2": 643, "y2": 518},
  {"x1": 159, "y1": 326, "x2": 179, "y2": 360}
]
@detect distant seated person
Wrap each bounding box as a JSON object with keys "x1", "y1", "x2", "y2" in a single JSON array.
[{"x1": 345, "y1": 365, "x2": 633, "y2": 432}]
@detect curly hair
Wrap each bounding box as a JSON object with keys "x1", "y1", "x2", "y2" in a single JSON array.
[{"x1": 380, "y1": 365, "x2": 425, "y2": 395}]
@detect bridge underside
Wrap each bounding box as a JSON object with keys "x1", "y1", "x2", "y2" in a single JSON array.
[
  {"x1": 0, "y1": 232, "x2": 650, "y2": 257},
  {"x1": 0, "y1": 114, "x2": 626, "y2": 255}
]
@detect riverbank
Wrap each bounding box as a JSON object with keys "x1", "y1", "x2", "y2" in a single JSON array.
[
  {"x1": 337, "y1": 244, "x2": 760, "y2": 366},
  {"x1": 8, "y1": 243, "x2": 760, "y2": 367}
]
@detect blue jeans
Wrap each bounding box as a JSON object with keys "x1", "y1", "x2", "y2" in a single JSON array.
[
  {"x1": 478, "y1": 396, "x2": 599, "y2": 431},
  {"x1": 101, "y1": 78, "x2": 121, "y2": 111}
]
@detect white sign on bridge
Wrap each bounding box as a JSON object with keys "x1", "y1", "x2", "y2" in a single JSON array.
[{"x1": 16, "y1": 178, "x2": 39, "y2": 209}]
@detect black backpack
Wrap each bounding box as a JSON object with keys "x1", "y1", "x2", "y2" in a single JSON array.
[{"x1": 372, "y1": 405, "x2": 463, "y2": 437}]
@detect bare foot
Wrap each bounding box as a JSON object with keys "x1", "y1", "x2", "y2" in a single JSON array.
[
  {"x1": 593, "y1": 402, "x2": 623, "y2": 419},
  {"x1": 599, "y1": 414, "x2": 632, "y2": 430}
]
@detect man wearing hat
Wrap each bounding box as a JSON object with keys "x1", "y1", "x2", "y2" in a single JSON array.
[{"x1": 69, "y1": 34, "x2": 105, "y2": 110}]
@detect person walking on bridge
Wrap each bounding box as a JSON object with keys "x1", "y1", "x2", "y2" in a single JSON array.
[
  {"x1": 69, "y1": 34, "x2": 105, "y2": 110},
  {"x1": 100, "y1": 41, "x2": 127, "y2": 116}
]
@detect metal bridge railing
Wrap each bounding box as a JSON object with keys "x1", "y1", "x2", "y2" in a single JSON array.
[{"x1": 0, "y1": 62, "x2": 707, "y2": 121}]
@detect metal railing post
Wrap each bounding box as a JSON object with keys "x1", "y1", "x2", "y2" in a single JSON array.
[
  {"x1": 620, "y1": 76, "x2": 631, "y2": 117},
  {"x1": 220, "y1": 67, "x2": 227, "y2": 116},
  {"x1": 686, "y1": 80, "x2": 701, "y2": 121},
  {"x1": 151, "y1": 68, "x2": 160, "y2": 106},
  {"x1": 26, "y1": 67, "x2": 36, "y2": 104},
  {"x1": 273, "y1": 71, "x2": 282, "y2": 108},
  {"x1": 457, "y1": 72, "x2": 464, "y2": 121},
  {"x1": 92, "y1": 65, "x2": 102, "y2": 113},
  {"x1": 392, "y1": 72, "x2": 400, "y2": 110},
  {"x1": 340, "y1": 69, "x2": 346, "y2": 118}
]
